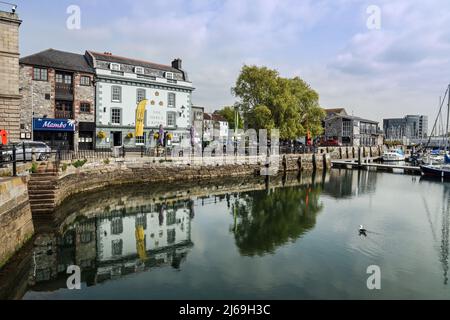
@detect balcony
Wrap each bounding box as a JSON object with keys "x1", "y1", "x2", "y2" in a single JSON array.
[
  {"x1": 55, "y1": 110, "x2": 74, "y2": 119},
  {"x1": 55, "y1": 83, "x2": 74, "y2": 100}
]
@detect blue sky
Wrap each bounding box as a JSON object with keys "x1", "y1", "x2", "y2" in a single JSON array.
[{"x1": 9, "y1": 0, "x2": 450, "y2": 126}]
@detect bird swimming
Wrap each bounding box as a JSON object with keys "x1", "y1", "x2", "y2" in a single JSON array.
[{"x1": 359, "y1": 225, "x2": 367, "y2": 236}]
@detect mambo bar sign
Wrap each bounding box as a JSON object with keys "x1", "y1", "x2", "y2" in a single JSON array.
[{"x1": 33, "y1": 118, "x2": 76, "y2": 132}]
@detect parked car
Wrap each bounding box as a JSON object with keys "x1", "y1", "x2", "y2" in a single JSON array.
[
  {"x1": 1, "y1": 141, "x2": 52, "y2": 162},
  {"x1": 319, "y1": 138, "x2": 342, "y2": 147}
]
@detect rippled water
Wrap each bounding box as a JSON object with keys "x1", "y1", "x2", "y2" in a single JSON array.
[{"x1": 2, "y1": 168, "x2": 450, "y2": 299}]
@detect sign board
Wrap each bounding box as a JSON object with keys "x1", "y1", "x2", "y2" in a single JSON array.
[{"x1": 33, "y1": 118, "x2": 76, "y2": 132}]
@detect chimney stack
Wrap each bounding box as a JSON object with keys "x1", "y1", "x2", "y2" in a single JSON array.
[{"x1": 172, "y1": 58, "x2": 182, "y2": 70}]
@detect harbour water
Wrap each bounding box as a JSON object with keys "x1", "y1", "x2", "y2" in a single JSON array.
[{"x1": 1, "y1": 168, "x2": 450, "y2": 299}]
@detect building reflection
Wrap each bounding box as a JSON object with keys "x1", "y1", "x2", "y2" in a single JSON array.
[
  {"x1": 28, "y1": 200, "x2": 194, "y2": 291},
  {"x1": 323, "y1": 168, "x2": 377, "y2": 198}
]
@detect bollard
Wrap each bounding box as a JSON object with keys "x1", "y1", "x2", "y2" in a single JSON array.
[
  {"x1": 22, "y1": 142, "x2": 26, "y2": 163},
  {"x1": 141, "y1": 145, "x2": 144, "y2": 157},
  {"x1": 358, "y1": 147, "x2": 361, "y2": 167},
  {"x1": 297, "y1": 156, "x2": 302, "y2": 172},
  {"x1": 322, "y1": 153, "x2": 327, "y2": 171},
  {"x1": 12, "y1": 145, "x2": 17, "y2": 176},
  {"x1": 312, "y1": 153, "x2": 317, "y2": 171}
]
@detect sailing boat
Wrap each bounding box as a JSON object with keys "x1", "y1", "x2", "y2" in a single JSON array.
[{"x1": 421, "y1": 84, "x2": 450, "y2": 179}]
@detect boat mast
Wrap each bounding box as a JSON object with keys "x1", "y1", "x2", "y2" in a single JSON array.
[{"x1": 447, "y1": 84, "x2": 450, "y2": 151}]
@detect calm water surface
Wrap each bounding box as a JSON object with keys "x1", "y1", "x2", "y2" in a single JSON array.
[{"x1": 3, "y1": 169, "x2": 450, "y2": 299}]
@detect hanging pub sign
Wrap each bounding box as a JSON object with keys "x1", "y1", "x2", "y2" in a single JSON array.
[{"x1": 33, "y1": 118, "x2": 76, "y2": 132}]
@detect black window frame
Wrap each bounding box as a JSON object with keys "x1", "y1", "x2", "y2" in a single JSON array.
[
  {"x1": 33, "y1": 67, "x2": 48, "y2": 81},
  {"x1": 80, "y1": 76, "x2": 91, "y2": 86},
  {"x1": 80, "y1": 102, "x2": 91, "y2": 113}
]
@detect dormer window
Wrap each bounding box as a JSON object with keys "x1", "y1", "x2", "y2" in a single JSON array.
[
  {"x1": 135, "y1": 66, "x2": 144, "y2": 74},
  {"x1": 110, "y1": 63, "x2": 121, "y2": 71},
  {"x1": 165, "y1": 72, "x2": 174, "y2": 80}
]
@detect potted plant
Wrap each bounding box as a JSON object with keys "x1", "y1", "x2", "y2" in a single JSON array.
[{"x1": 126, "y1": 132, "x2": 134, "y2": 139}]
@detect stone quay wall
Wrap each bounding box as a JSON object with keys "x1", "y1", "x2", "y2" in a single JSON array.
[
  {"x1": 318, "y1": 146, "x2": 384, "y2": 160},
  {"x1": 0, "y1": 177, "x2": 34, "y2": 268},
  {"x1": 50, "y1": 153, "x2": 331, "y2": 208}
]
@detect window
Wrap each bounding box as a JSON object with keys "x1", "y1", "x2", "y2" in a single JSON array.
[
  {"x1": 80, "y1": 232, "x2": 92, "y2": 244},
  {"x1": 134, "y1": 66, "x2": 144, "y2": 74},
  {"x1": 111, "y1": 108, "x2": 122, "y2": 124},
  {"x1": 80, "y1": 76, "x2": 91, "y2": 86},
  {"x1": 56, "y1": 73, "x2": 63, "y2": 83},
  {"x1": 168, "y1": 92, "x2": 176, "y2": 108},
  {"x1": 80, "y1": 102, "x2": 91, "y2": 113},
  {"x1": 110, "y1": 63, "x2": 121, "y2": 71},
  {"x1": 64, "y1": 75, "x2": 72, "y2": 84},
  {"x1": 136, "y1": 213, "x2": 147, "y2": 229},
  {"x1": 33, "y1": 67, "x2": 48, "y2": 81},
  {"x1": 167, "y1": 112, "x2": 176, "y2": 127},
  {"x1": 111, "y1": 239, "x2": 123, "y2": 256},
  {"x1": 111, "y1": 217, "x2": 123, "y2": 235},
  {"x1": 135, "y1": 133, "x2": 146, "y2": 145},
  {"x1": 165, "y1": 72, "x2": 174, "y2": 79},
  {"x1": 137, "y1": 88, "x2": 146, "y2": 103},
  {"x1": 167, "y1": 229, "x2": 176, "y2": 244},
  {"x1": 112, "y1": 86, "x2": 121, "y2": 102}
]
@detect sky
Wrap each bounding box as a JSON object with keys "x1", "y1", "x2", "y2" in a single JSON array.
[{"x1": 8, "y1": 0, "x2": 450, "y2": 127}]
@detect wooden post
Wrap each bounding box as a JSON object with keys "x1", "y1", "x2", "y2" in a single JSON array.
[
  {"x1": 339, "y1": 147, "x2": 342, "y2": 159},
  {"x1": 358, "y1": 147, "x2": 361, "y2": 167},
  {"x1": 312, "y1": 153, "x2": 317, "y2": 171},
  {"x1": 322, "y1": 153, "x2": 327, "y2": 171},
  {"x1": 297, "y1": 156, "x2": 302, "y2": 172}
]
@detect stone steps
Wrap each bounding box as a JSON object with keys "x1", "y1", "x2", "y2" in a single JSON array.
[
  {"x1": 28, "y1": 170, "x2": 58, "y2": 215},
  {"x1": 28, "y1": 193, "x2": 56, "y2": 200}
]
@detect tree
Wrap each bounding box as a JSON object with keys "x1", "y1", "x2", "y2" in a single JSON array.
[
  {"x1": 232, "y1": 65, "x2": 325, "y2": 140},
  {"x1": 231, "y1": 184, "x2": 323, "y2": 256},
  {"x1": 215, "y1": 106, "x2": 243, "y2": 129}
]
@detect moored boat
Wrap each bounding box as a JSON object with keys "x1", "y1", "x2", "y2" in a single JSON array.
[
  {"x1": 383, "y1": 149, "x2": 405, "y2": 161},
  {"x1": 420, "y1": 164, "x2": 450, "y2": 179}
]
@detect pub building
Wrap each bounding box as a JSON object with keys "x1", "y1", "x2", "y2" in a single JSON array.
[{"x1": 19, "y1": 49, "x2": 96, "y2": 150}]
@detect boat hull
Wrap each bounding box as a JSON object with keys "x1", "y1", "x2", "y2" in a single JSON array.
[
  {"x1": 383, "y1": 154, "x2": 406, "y2": 161},
  {"x1": 420, "y1": 165, "x2": 450, "y2": 179}
]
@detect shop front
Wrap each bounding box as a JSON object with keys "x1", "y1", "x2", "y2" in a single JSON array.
[
  {"x1": 33, "y1": 118, "x2": 76, "y2": 150},
  {"x1": 78, "y1": 122, "x2": 95, "y2": 150}
]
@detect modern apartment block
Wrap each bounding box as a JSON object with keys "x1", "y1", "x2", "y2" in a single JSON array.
[
  {"x1": 0, "y1": 9, "x2": 21, "y2": 143},
  {"x1": 383, "y1": 115, "x2": 428, "y2": 140},
  {"x1": 324, "y1": 109, "x2": 383, "y2": 146},
  {"x1": 19, "y1": 49, "x2": 96, "y2": 150},
  {"x1": 85, "y1": 51, "x2": 194, "y2": 149}
]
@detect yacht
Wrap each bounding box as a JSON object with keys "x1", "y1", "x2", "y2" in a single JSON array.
[{"x1": 382, "y1": 148, "x2": 405, "y2": 161}]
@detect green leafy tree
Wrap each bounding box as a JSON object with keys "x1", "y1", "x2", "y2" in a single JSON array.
[
  {"x1": 231, "y1": 185, "x2": 323, "y2": 256},
  {"x1": 232, "y1": 65, "x2": 325, "y2": 139}
]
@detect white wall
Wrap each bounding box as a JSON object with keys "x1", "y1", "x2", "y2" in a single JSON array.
[
  {"x1": 97, "y1": 82, "x2": 191, "y2": 129},
  {"x1": 97, "y1": 207, "x2": 191, "y2": 262}
]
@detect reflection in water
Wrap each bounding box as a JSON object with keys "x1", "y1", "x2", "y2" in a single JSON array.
[
  {"x1": 230, "y1": 184, "x2": 323, "y2": 256},
  {"x1": 324, "y1": 169, "x2": 377, "y2": 198},
  {"x1": 421, "y1": 179, "x2": 450, "y2": 285},
  {"x1": 29, "y1": 201, "x2": 193, "y2": 291},
  {"x1": 4, "y1": 170, "x2": 450, "y2": 299}
]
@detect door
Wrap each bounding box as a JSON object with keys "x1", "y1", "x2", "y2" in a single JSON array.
[{"x1": 112, "y1": 132, "x2": 122, "y2": 147}]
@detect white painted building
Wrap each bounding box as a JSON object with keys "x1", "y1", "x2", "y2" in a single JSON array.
[
  {"x1": 85, "y1": 51, "x2": 194, "y2": 148},
  {"x1": 203, "y1": 112, "x2": 229, "y2": 143}
]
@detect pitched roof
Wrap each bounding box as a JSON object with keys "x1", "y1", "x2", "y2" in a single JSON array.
[
  {"x1": 87, "y1": 51, "x2": 180, "y2": 73},
  {"x1": 326, "y1": 114, "x2": 378, "y2": 124},
  {"x1": 324, "y1": 108, "x2": 347, "y2": 116},
  {"x1": 20, "y1": 49, "x2": 94, "y2": 73}
]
